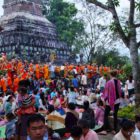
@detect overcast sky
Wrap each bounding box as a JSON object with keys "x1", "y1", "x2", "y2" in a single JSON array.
[
  {"x1": 0, "y1": 0, "x2": 130, "y2": 17},
  {"x1": 0, "y1": 0, "x2": 3, "y2": 16}
]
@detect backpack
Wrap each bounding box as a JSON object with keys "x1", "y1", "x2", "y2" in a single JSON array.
[{"x1": 82, "y1": 109, "x2": 95, "y2": 129}]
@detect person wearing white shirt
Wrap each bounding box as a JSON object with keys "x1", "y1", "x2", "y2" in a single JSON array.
[
  {"x1": 98, "y1": 74, "x2": 107, "y2": 92},
  {"x1": 81, "y1": 72, "x2": 87, "y2": 88},
  {"x1": 113, "y1": 119, "x2": 135, "y2": 140},
  {"x1": 49, "y1": 64, "x2": 55, "y2": 79},
  {"x1": 125, "y1": 75, "x2": 135, "y2": 97}
]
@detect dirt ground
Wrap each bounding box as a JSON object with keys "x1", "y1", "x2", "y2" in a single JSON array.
[{"x1": 98, "y1": 133, "x2": 114, "y2": 140}]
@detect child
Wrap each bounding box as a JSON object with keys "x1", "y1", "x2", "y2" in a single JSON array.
[
  {"x1": 16, "y1": 80, "x2": 35, "y2": 140},
  {"x1": 5, "y1": 113, "x2": 17, "y2": 140},
  {"x1": 4, "y1": 96, "x2": 13, "y2": 115},
  {"x1": 16, "y1": 80, "x2": 35, "y2": 116}
]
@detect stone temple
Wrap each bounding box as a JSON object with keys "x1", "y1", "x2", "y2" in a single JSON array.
[{"x1": 0, "y1": 0, "x2": 71, "y2": 62}]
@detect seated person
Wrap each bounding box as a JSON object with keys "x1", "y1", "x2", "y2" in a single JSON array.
[
  {"x1": 5, "y1": 113, "x2": 17, "y2": 140},
  {"x1": 81, "y1": 101, "x2": 95, "y2": 129},
  {"x1": 65, "y1": 103, "x2": 79, "y2": 132},
  {"x1": 113, "y1": 119, "x2": 135, "y2": 140},
  {"x1": 77, "y1": 119, "x2": 99, "y2": 140},
  {"x1": 95, "y1": 99, "x2": 104, "y2": 127},
  {"x1": 68, "y1": 126, "x2": 82, "y2": 140},
  {"x1": 134, "y1": 115, "x2": 140, "y2": 140},
  {"x1": 46, "y1": 105, "x2": 65, "y2": 131},
  {"x1": 50, "y1": 96, "x2": 65, "y2": 115}
]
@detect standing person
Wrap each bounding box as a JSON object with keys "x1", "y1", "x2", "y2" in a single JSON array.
[
  {"x1": 98, "y1": 74, "x2": 107, "y2": 92},
  {"x1": 77, "y1": 119, "x2": 99, "y2": 140},
  {"x1": 27, "y1": 114, "x2": 48, "y2": 140},
  {"x1": 4, "y1": 95, "x2": 13, "y2": 115},
  {"x1": 101, "y1": 70, "x2": 122, "y2": 134},
  {"x1": 80, "y1": 72, "x2": 87, "y2": 89},
  {"x1": 72, "y1": 75, "x2": 79, "y2": 89},
  {"x1": 125, "y1": 75, "x2": 135, "y2": 97},
  {"x1": 49, "y1": 63, "x2": 55, "y2": 79},
  {"x1": 63, "y1": 76, "x2": 70, "y2": 91},
  {"x1": 113, "y1": 119, "x2": 135, "y2": 140}
]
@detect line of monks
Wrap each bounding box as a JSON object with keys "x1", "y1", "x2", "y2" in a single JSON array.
[{"x1": 0, "y1": 56, "x2": 119, "y2": 93}]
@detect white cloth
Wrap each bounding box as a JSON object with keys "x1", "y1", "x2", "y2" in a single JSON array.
[
  {"x1": 39, "y1": 99, "x2": 47, "y2": 110},
  {"x1": 49, "y1": 65, "x2": 55, "y2": 72},
  {"x1": 67, "y1": 92, "x2": 78, "y2": 104},
  {"x1": 81, "y1": 95, "x2": 89, "y2": 103},
  {"x1": 46, "y1": 111, "x2": 65, "y2": 130},
  {"x1": 98, "y1": 77, "x2": 106, "y2": 89},
  {"x1": 126, "y1": 80, "x2": 134, "y2": 90},
  {"x1": 134, "y1": 126, "x2": 140, "y2": 140},
  {"x1": 60, "y1": 66, "x2": 65, "y2": 70},
  {"x1": 81, "y1": 75, "x2": 87, "y2": 85},
  {"x1": 73, "y1": 69, "x2": 77, "y2": 74}
]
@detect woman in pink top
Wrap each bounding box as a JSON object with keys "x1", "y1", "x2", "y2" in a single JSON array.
[
  {"x1": 102, "y1": 70, "x2": 122, "y2": 134},
  {"x1": 95, "y1": 99, "x2": 105, "y2": 126},
  {"x1": 78, "y1": 119, "x2": 99, "y2": 140}
]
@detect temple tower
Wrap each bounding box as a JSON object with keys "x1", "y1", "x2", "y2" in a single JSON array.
[{"x1": 0, "y1": 0, "x2": 70, "y2": 62}]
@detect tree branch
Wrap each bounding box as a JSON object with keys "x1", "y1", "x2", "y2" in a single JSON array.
[
  {"x1": 134, "y1": 23, "x2": 140, "y2": 28},
  {"x1": 86, "y1": 0, "x2": 130, "y2": 47},
  {"x1": 137, "y1": 41, "x2": 140, "y2": 48},
  {"x1": 86, "y1": 0, "x2": 109, "y2": 11},
  {"x1": 129, "y1": 0, "x2": 135, "y2": 26},
  {"x1": 108, "y1": 0, "x2": 129, "y2": 47}
]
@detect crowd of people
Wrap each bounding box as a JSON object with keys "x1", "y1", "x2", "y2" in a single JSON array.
[{"x1": 0, "y1": 56, "x2": 138, "y2": 140}]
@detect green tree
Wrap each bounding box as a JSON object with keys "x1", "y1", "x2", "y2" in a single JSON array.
[
  {"x1": 44, "y1": 0, "x2": 84, "y2": 46},
  {"x1": 93, "y1": 46, "x2": 130, "y2": 67},
  {"x1": 87, "y1": 0, "x2": 140, "y2": 114}
]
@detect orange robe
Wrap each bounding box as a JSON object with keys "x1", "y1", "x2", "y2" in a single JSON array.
[
  {"x1": 35, "y1": 64, "x2": 40, "y2": 79},
  {"x1": 44, "y1": 65, "x2": 49, "y2": 79},
  {"x1": 7, "y1": 76, "x2": 12, "y2": 89},
  {"x1": 1, "y1": 78, "x2": 7, "y2": 92},
  {"x1": 7, "y1": 63, "x2": 12, "y2": 78},
  {"x1": 13, "y1": 77, "x2": 19, "y2": 92}
]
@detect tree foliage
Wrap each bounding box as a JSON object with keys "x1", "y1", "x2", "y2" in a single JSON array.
[
  {"x1": 92, "y1": 46, "x2": 129, "y2": 67},
  {"x1": 44, "y1": 0, "x2": 84, "y2": 46}
]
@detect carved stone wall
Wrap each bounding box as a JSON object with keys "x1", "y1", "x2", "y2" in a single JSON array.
[{"x1": 0, "y1": 0, "x2": 71, "y2": 62}]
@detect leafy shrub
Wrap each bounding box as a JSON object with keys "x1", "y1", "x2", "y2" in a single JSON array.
[{"x1": 118, "y1": 105, "x2": 135, "y2": 120}]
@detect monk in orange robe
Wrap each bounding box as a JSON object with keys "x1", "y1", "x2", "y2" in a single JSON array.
[
  {"x1": 1, "y1": 77, "x2": 7, "y2": 93},
  {"x1": 44, "y1": 65, "x2": 49, "y2": 79},
  {"x1": 13, "y1": 75, "x2": 19, "y2": 92},
  {"x1": 7, "y1": 76, "x2": 12, "y2": 89},
  {"x1": 35, "y1": 64, "x2": 40, "y2": 79},
  {"x1": 7, "y1": 62, "x2": 12, "y2": 78},
  {"x1": 104, "y1": 66, "x2": 108, "y2": 74},
  {"x1": 99, "y1": 65, "x2": 104, "y2": 75}
]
